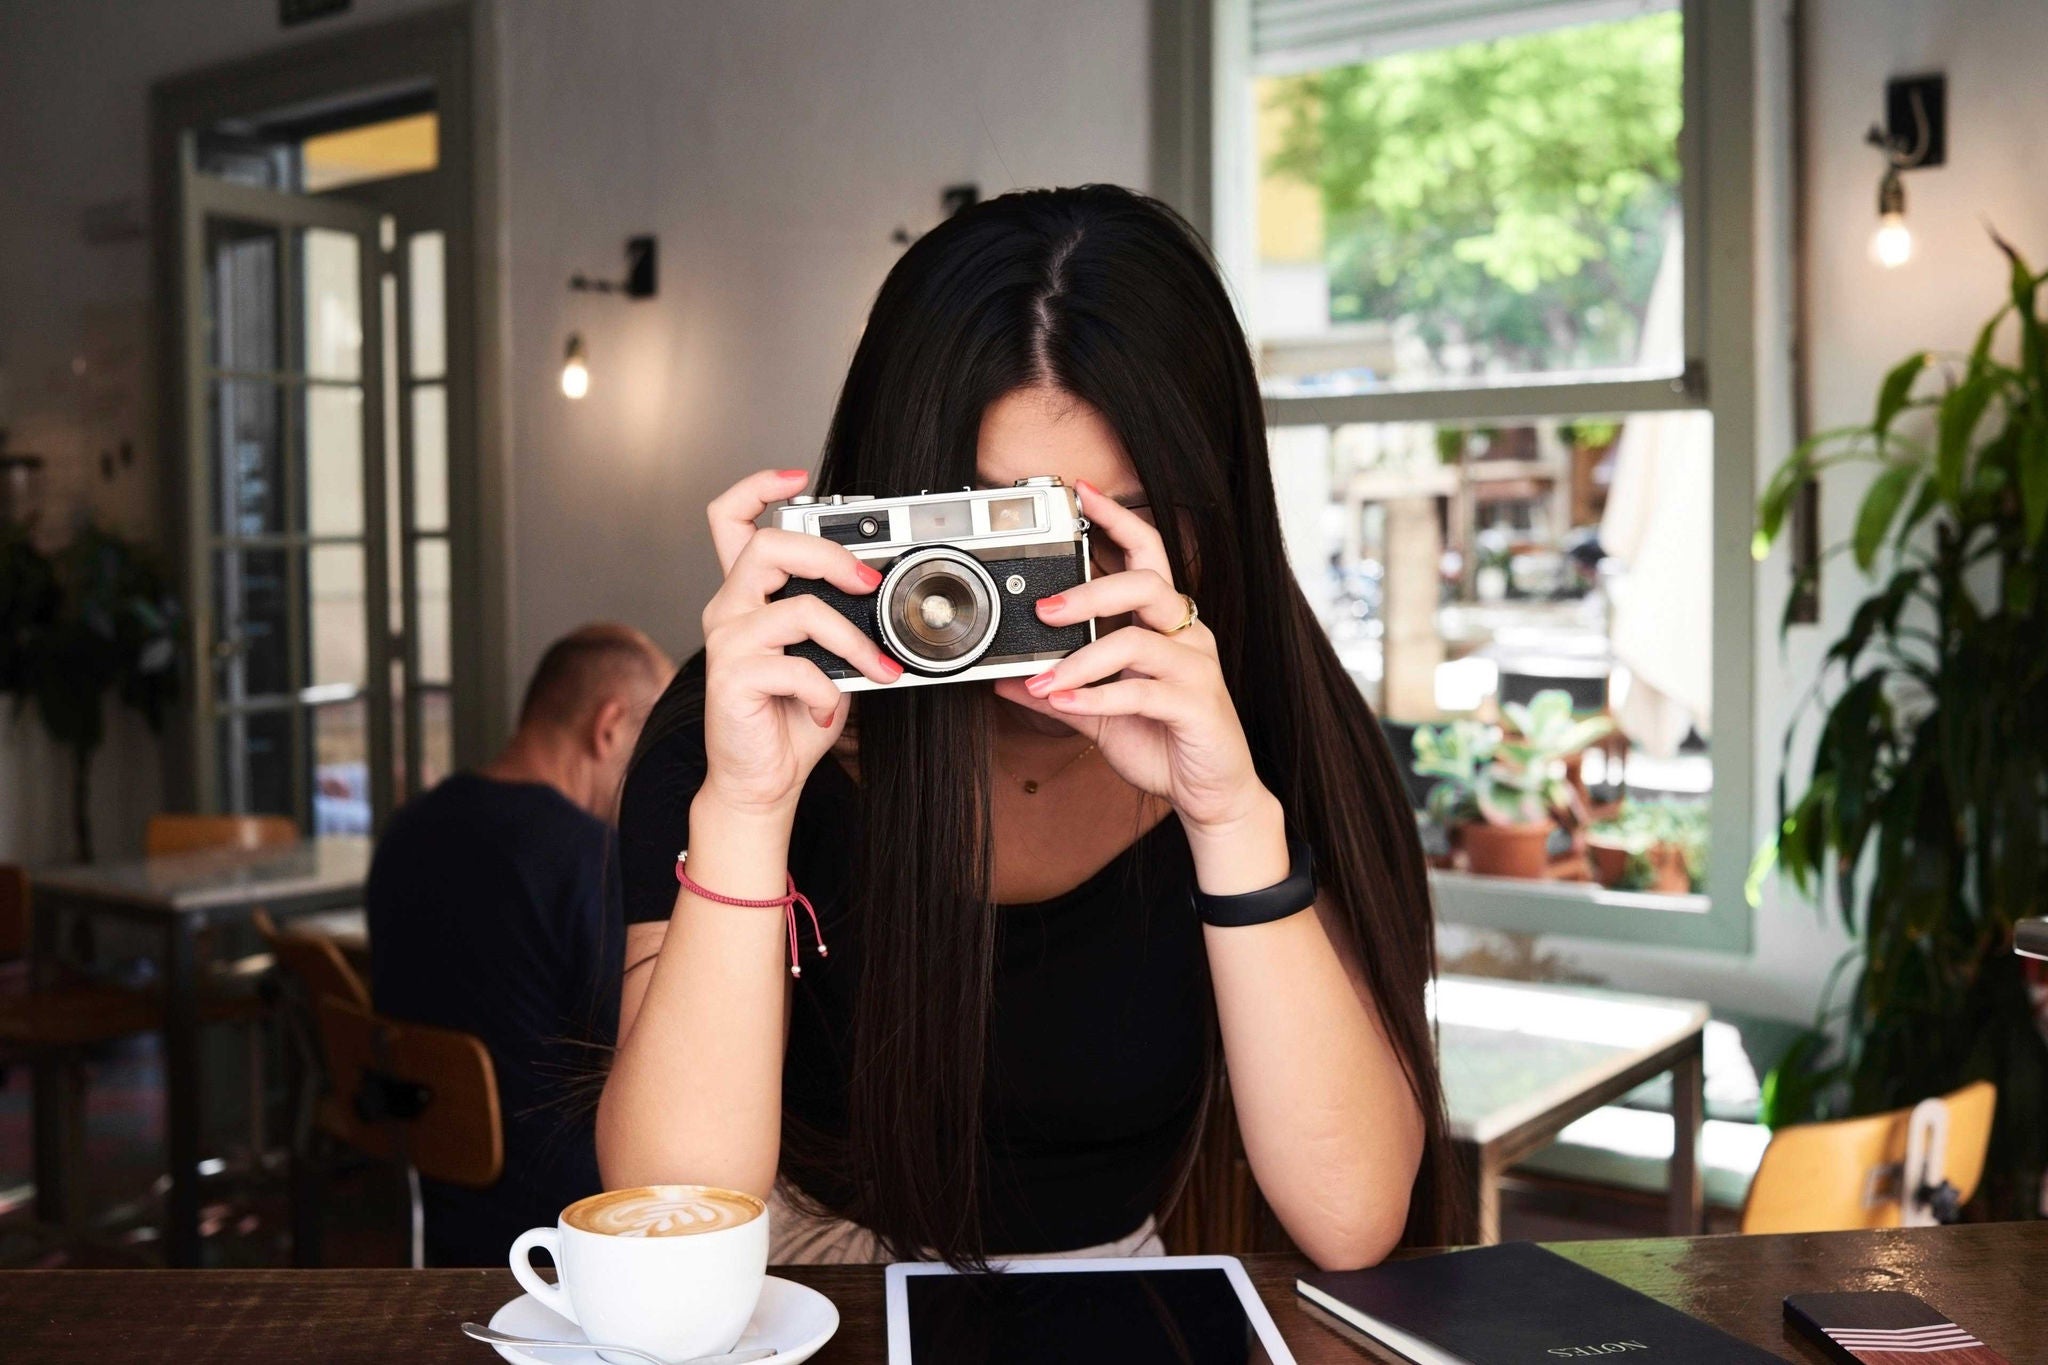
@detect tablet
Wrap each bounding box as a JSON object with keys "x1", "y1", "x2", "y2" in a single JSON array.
[{"x1": 885, "y1": 1255, "x2": 1299, "y2": 1364}]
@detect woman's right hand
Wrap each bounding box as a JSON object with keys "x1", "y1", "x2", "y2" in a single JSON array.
[{"x1": 698, "y1": 469, "x2": 902, "y2": 816}]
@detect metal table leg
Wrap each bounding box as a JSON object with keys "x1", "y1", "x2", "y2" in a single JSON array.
[
  {"x1": 163, "y1": 913, "x2": 204, "y2": 1266},
  {"x1": 1668, "y1": 1035, "x2": 1705, "y2": 1235},
  {"x1": 29, "y1": 890, "x2": 69, "y2": 1227}
]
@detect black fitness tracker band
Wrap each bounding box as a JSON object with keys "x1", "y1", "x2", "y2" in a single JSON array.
[{"x1": 1192, "y1": 835, "x2": 1316, "y2": 927}]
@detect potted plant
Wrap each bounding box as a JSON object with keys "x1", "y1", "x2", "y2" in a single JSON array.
[
  {"x1": 1415, "y1": 690, "x2": 1612, "y2": 880},
  {"x1": 1752, "y1": 234, "x2": 2048, "y2": 1216},
  {"x1": 1410, "y1": 716, "x2": 1490, "y2": 838},
  {"x1": 0, "y1": 518, "x2": 181, "y2": 862},
  {"x1": 1588, "y1": 799, "x2": 1707, "y2": 893}
]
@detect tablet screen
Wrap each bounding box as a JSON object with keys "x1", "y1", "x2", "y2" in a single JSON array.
[{"x1": 903, "y1": 1266, "x2": 1279, "y2": 1364}]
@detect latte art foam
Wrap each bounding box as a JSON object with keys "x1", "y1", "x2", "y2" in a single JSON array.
[{"x1": 565, "y1": 1185, "x2": 763, "y2": 1238}]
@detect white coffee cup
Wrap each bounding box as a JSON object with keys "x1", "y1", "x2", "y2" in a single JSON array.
[{"x1": 509, "y1": 1184, "x2": 769, "y2": 1362}]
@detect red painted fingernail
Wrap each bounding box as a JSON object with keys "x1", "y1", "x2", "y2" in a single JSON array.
[
  {"x1": 1026, "y1": 670, "x2": 1057, "y2": 696},
  {"x1": 1037, "y1": 594, "x2": 1066, "y2": 614},
  {"x1": 779, "y1": 468, "x2": 809, "y2": 478},
  {"x1": 1049, "y1": 690, "x2": 1079, "y2": 705},
  {"x1": 859, "y1": 564, "x2": 884, "y2": 588},
  {"x1": 877, "y1": 657, "x2": 904, "y2": 679}
]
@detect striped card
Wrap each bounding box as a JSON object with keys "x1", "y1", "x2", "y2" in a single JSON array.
[{"x1": 1784, "y1": 1291, "x2": 2009, "y2": 1365}]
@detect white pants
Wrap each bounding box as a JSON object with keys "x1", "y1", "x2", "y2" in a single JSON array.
[{"x1": 766, "y1": 1179, "x2": 1165, "y2": 1265}]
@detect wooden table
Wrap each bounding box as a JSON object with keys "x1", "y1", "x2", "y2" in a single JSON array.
[
  {"x1": 2, "y1": 1223, "x2": 2035, "y2": 1362},
  {"x1": 28, "y1": 837, "x2": 372, "y2": 1268},
  {"x1": 1435, "y1": 975, "x2": 1708, "y2": 1243}
]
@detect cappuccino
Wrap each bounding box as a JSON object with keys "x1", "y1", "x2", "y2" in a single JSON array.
[{"x1": 564, "y1": 1185, "x2": 763, "y2": 1239}]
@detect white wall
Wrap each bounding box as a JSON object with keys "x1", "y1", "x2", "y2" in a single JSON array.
[
  {"x1": 498, "y1": 0, "x2": 1150, "y2": 685},
  {"x1": 0, "y1": 0, "x2": 1147, "y2": 863}
]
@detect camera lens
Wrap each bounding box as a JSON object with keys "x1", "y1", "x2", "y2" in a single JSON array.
[{"x1": 877, "y1": 547, "x2": 1000, "y2": 673}]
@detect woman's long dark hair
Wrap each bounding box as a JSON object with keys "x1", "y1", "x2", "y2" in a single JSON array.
[{"x1": 647, "y1": 185, "x2": 1452, "y2": 1261}]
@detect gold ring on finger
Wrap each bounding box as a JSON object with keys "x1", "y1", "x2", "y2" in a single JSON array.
[{"x1": 1165, "y1": 593, "x2": 1199, "y2": 634}]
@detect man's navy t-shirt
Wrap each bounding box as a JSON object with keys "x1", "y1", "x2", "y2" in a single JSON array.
[{"x1": 367, "y1": 773, "x2": 623, "y2": 1265}]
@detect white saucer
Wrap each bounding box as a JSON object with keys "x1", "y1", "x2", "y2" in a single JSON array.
[{"x1": 485, "y1": 1276, "x2": 839, "y2": 1365}]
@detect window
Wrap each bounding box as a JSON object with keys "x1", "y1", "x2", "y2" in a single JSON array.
[
  {"x1": 301, "y1": 111, "x2": 439, "y2": 193},
  {"x1": 1205, "y1": 0, "x2": 1759, "y2": 949}
]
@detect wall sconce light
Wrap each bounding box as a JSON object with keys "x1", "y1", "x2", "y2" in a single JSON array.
[
  {"x1": 561, "y1": 334, "x2": 590, "y2": 400},
  {"x1": 1865, "y1": 74, "x2": 1945, "y2": 270},
  {"x1": 562, "y1": 235, "x2": 658, "y2": 399}
]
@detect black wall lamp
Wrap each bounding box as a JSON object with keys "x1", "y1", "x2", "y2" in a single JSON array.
[
  {"x1": 562, "y1": 235, "x2": 658, "y2": 399},
  {"x1": 1866, "y1": 74, "x2": 1945, "y2": 269}
]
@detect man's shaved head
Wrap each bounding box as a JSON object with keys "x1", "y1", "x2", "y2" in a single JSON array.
[{"x1": 517, "y1": 623, "x2": 672, "y2": 732}]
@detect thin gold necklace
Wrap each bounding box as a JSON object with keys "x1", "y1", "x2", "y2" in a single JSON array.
[{"x1": 996, "y1": 739, "x2": 1097, "y2": 795}]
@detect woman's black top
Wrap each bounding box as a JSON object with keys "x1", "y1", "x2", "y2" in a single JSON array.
[{"x1": 618, "y1": 662, "x2": 1210, "y2": 1253}]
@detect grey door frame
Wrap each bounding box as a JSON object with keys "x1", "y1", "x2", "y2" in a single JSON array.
[
  {"x1": 152, "y1": 2, "x2": 504, "y2": 821},
  {"x1": 180, "y1": 172, "x2": 393, "y2": 826}
]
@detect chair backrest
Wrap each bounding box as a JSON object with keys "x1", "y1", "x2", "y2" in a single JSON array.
[
  {"x1": 0, "y1": 864, "x2": 27, "y2": 963},
  {"x1": 1741, "y1": 1080, "x2": 1997, "y2": 1234},
  {"x1": 315, "y1": 996, "x2": 503, "y2": 1189},
  {"x1": 146, "y1": 813, "x2": 299, "y2": 858},
  {"x1": 253, "y1": 908, "x2": 371, "y2": 1012}
]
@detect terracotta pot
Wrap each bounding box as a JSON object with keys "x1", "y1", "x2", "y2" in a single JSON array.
[
  {"x1": 1587, "y1": 837, "x2": 1632, "y2": 888},
  {"x1": 1645, "y1": 842, "x2": 1693, "y2": 894},
  {"x1": 1461, "y1": 821, "x2": 1554, "y2": 880}
]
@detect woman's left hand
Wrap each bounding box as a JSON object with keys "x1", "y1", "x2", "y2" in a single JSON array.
[{"x1": 991, "y1": 480, "x2": 1274, "y2": 839}]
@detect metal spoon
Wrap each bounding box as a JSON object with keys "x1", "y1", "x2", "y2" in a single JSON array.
[{"x1": 460, "y1": 1322, "x2": 776, "y2": 1364}]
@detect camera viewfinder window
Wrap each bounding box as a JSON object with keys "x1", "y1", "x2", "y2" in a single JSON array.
[
  {"x1": 910, "y1": 499, "x2": 972, "y2": 540},
  {"x1": 987, "y1": 496, "x2": 1040, "y2": 534}
]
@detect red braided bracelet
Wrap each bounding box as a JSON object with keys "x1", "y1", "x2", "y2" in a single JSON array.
[{"x1": 675, "y1": 851, "x2": 828, "y2": 978}]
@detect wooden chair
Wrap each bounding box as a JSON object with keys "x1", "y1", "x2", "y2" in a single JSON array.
[
  {"x1": 0, "y1": 864, "x2": 28, "y2": 965},
  {"x1": 253, "y1": 910, "x2": 369, "y2": 1014},
  {"x1": 0, "y1": 863, "x2": 167, "y2": 1257},
  {"x1": 141, "y1": 815, "x2": 304, "y2": 1178},
  {"x1": 303, "y1": 998, "x2": 501, "y2": 1268},
  {"x1": 261, "y1": 913, "x2": 500, "y2": 1266},
  {"x1": 1740, "y1": 1081, "x2": 1996, "y2": 1234},
  {"x1": 144, "y1": 814, "x2": 298, "y2": 858}
]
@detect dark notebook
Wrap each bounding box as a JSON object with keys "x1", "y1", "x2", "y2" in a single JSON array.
[
  {"x1": 1785, "y1": 1291, "x2": 2010, "y2": 1364},
  {"x1": 1296, "y1": 1242, "x2": 1786, "y2": 1364}
]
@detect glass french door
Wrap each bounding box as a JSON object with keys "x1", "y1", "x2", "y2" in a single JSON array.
[{"x1": 181, "y1": 167, "x2": 393, "y2": 833}]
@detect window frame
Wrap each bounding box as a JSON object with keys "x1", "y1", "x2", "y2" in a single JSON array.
[{"x1": 1161, "y1": 0, "x2": 1758, "y2": 951}]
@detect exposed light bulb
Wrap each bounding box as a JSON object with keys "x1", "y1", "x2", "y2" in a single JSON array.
[
  {"x1": 1870, "y1": 212, "x2": 1913, "y2": 269},
  {"x1": 560, "y1": 333, "x2": 590, "y2": 399},
  {"x1": 1870, "y1": 167, "x2": 1912, "y2": 269}
]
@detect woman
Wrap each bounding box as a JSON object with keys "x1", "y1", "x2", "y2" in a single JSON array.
[{"x1": 599, "y1": 185, "x2": 1451, "y2": 1270}]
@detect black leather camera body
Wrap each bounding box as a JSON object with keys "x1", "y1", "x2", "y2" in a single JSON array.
[{"x1": 769, "y1": 477, "x2": 1094, "y2": 690}]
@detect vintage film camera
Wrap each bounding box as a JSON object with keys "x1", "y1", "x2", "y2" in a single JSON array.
[{"x1": 770, "y1": 477, "x2": 1094, "y2": 690}]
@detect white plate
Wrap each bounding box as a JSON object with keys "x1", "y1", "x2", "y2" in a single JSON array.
[{"x1": 485, "y1": 1275, "x2": 839, "y2": 1365}]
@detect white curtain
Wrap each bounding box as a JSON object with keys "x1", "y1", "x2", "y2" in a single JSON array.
[{"x1": 1600, "y1": 227, "x2": 1710, "y2": 756}]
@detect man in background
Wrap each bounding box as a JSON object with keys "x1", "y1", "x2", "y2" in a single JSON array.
[{"x1": 369, "y1": 622, "x2": 674, "y2": 1265}]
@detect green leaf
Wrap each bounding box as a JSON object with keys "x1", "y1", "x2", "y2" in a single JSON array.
[
  {"x1": 1745, "y1": 835, "x2": 1778, "y2": 908},
  {"x1": 1935, "y1": 374, "x2": 1997, "y2": 503},
  {"x1": 1874, "y1": 351, "x2": 1931, "y2": 438},
  {"x1": 1852, "y1": 464, "x2": 1918, "y2": 571},
  {"x1": 2006, "y1": 560, "x2": 2037, "y2": 616},
  {"x1": 1896, "y1": 476, "x2": 1941, "y2": 543},
  {"x1": 2022, "y1": 422, "x2": 2048, "y2": 546},
  {"x1": 1759, "y1": 1028, "x2": 1837, "y2": 1129},
  {"x1": 1969, "y1": 305, "x2": 2011, "y2": 372},
  {"x1": 1756, "y1": 455, "x2": 1809, "y2": 557}
]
